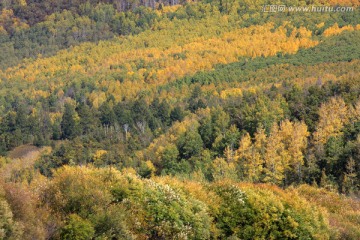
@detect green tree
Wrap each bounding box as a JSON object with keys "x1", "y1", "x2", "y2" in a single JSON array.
[
  {"x1": 170, "y1": 106, "x2": 185, "y2": 123},
  {"x1": 178, "y1": 128, "x2": 204, "y2": 159},
  {"x1": 77, "y1": 103, "x2": 99, "y2": 134},
  {"x1": 161, "y1": 143, "x2": 180, "y2": 175},
  {"x1": 157, "y1": 100, "x2": 171, "y2": 125},
  {"x1": 342, "y1": 157, "x2": 357, "y2": 194},
  {"x1": 199, "y1": 115, "x2": 214, "y2": 149},
  {"x1": 61, "y1": 214, "x2": 95, "y2": 240},
  {"x1": 61, "y1": 103, "x2": 81, "y2": 140},
  {"x1": 99, "y1": 101, "x2": 116, "y2": 126}
]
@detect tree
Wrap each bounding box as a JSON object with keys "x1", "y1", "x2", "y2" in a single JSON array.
[
  {"x1": 61, "y1": 103, "x2": 81, "y2": 140},
  {"x1": 132, "y1": 98, "x2": 150, "y2": 123},
  {"x1": 0, "y1": 197, "x2": 23, "y2": 239},
  {"x1": 160, "y1": 143, "x2": 180, "y2": 175},
  {"x1": 211, "y1": 108, "x2": 231, "y2": 153},
  {"x1": 60, "y1": 214, "x2": 95, "y2": 240},
  {"x1": 211, "y1": 157, "x2": 237, "y2": 181},
  {"x1": 114, "y1": 102, "x2": 133, "y2": 127},
  {"x1": 177, "y1": 128, "x2": 203, "y2": 159},
  {"x1": 199, "y1": 115, "x2": 214, "y2": 149},
  {"x1": 15, "y1": 102, "x2": 28, "y2": 134},
  {"x1": 237, "y1": 131, "x2": 264, "y2": 182},
  {"x1": 139, "y1": 160, "x2": 156, "y2": 178},
  {"x1": 264, "y1": 123, "x2": 286, "y2": 185},
  {"x1": 342, "y1": 157, "x2": 357, "y2": 194},
  {"x1": 157, "y1": 100, "x2": 171, "y2": 125},
  {"x1": 237, "y1": 132, "x2": 252, "y2": 179},
  {"x1": 279, "y1": 120, "x2": 309, "y2": 183},
  {"x1": 189, "y1": 86, "x2": 206, "y2": 112},
  {"x1": 170, "y1": 106, "x2": 185, "y2": 123},
  {"x1": 77, "y1": 103, "x2": 99, "y2": 134},
  {"x1": 99, "y1": 101, "x2": 116, "y2": 126},
  {"x1": 314, "y1": 97, "x2": 349, "y2": 145},
  {"x1": 212, "y1": 108, "x2": 230, "y2": 138}
]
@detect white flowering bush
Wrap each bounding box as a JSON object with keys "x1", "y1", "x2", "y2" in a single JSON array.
[{"x1": 135, "y1": 179, "x2": 212, "y2": 240}]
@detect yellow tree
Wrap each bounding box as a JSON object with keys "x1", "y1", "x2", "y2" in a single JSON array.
[
  {"x1": 279, "y1": 120, "x2": 309, "y2": 183},
  {"x1": 264, "y1": 123, "x2": 286, "y2": 184},
  {"x1": 224, "y1": 146, "x2": 236, "y2": 163},
  {"x1": 254, "y1": 125, "x2": 267, "y2": 158},
  {"x1": 290, "y1": 121, "x2": 309, "y2": 177},
  {"x1": 349, "y1": 98, "x2": 360, "y2": 122},
  {"x1": 212, "y1": 157, "x2": 237, "y2": 181},
  {"x1": 314, "y1": 97, "x2": 349, "y2": 145},
  {"x1": 237, "y1": 131, "x2": 265, "y2": 182},
  {"x1": 237, "y1": 132, "x2": 252, "y2": 180}
]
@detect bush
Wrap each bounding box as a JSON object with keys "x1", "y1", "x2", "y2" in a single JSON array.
[{"x1": 60, "y1": 214, "x2": 95, "y2": 240}]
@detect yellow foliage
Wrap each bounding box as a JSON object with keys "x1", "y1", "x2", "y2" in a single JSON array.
[
  {"x1": 279, "y1": 119, "x2": 309, "y2": 168},
  {"x1": 296, "y1": 184, "x2": 360, "y2": 239},
  {"x1": 145, "y1": 160, "x2": 156, "y2": 178},
  {"x1": 316, "y1": 22, "x2": 325, "y2": 28},
  {"x1": 155, "y1": 5, "x2": 181, "y2": 15},
  {"x1": 0, "y1": 26, "x2": 6, "y2": 35},
  {"x1": 70, "y1": 64, "x2": 85, "y2": 74},
  {"x1": 2, "y1": 21, "x2": 320, "y2": 102},
  {"x1": 88, "y1": 91, "x2": 106, "y2": 109},
  {"x1": 325, "y1": 0, "x2": 360, "y2": 7},
  {"x1": 237, "y1": 132, "x2": 264, "y2": 182},
  {"x1": 0, "y1": 9, "x2": 29, "y2": 32},
  {"x1": 93, "y1": 150, "x2": 107, "y2": 163},
  {"x1": 121, "y1": 167, "x2": 137, "y2": 175},
  {"x1": 212, "y1": 157, "x2": 237, "y2": 181},
  {"x1": 220, "y1": 88, "x2": 243, "y2": 99},
  {"x1": 323, "y1": 23, "x2": 359, "y2": 37},
  {"x1": 49, "y1": 112, "x2": 62, "y2": 124},
  {"x1": 314, "y1": 97, "x2": 349, "y2": 145},
  {"x1": 349, "y1": 98, "x2": 360, "y2": 122}
]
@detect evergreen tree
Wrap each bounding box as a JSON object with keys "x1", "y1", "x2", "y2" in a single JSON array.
[
  {"x1": 61, "y1": 103, "x2": 80, "y2": 140},
  {"x1": 199, "y1": 115, "x2": 214, "y2": 149},
  {"x1": 99, "y1": 102, "x2": 116, "y2": 126},
  {"x1": 157, "y1": 100, "x2": 171, "y2": 125},
  {"x1": 77, "y1": 103, "x2": 99, "y2": 134},
  {"x1": 170, "y1": 106, "x2": 185, "y2": 123}
]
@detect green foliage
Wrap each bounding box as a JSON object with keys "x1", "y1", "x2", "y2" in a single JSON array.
[
  {"x1": 60, "y1": 214, "x2": 95, "y2": 240},
  {"x1": 160, "y1": 143, "x2": 180, "y2": 175},
  {"x1": 177, "y1": 128, "x2": 204, "y2": 159},
  {"x1": 213, "y1": 183, "x2": 330, "y2": 239},
  {"x1": 61, "y1": 103, "x2": 81, "y2": 140}
]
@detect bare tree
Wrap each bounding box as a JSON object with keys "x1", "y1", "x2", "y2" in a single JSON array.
[
  {"x1": 136, "y1": 121, "x2": 146, "y2": 134},
  {"x1": 123, "y1": 123, "x2": 129, "y2": 141}
]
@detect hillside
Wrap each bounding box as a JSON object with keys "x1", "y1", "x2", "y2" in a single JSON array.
[{"x1": 0, "y1": 0, "x2": 360, "y2": 239}]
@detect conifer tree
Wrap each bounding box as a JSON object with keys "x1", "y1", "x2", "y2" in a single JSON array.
[{"x1": 61, "y1": 103, "x2": 80, "y2": 140}]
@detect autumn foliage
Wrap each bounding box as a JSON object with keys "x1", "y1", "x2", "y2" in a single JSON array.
[{"x1": 0, "y1": 0, "x2": 359, "y2": 239}]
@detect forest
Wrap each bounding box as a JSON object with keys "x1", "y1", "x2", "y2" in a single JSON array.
[{"x1": 0, "y1": 0, "x2": 360, "y2": 239}]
